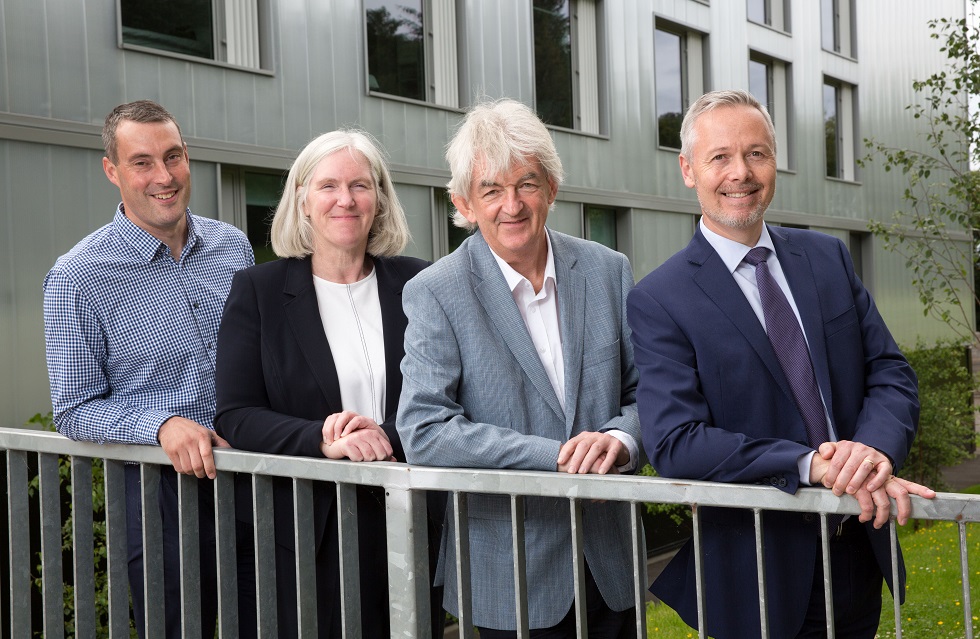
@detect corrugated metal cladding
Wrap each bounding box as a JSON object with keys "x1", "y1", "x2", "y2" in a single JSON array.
[{"x1": 0, "y1": 0, "x2": 970, "y2": 422}]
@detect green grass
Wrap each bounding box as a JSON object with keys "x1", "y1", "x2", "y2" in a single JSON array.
[{"x1": 644, "y1": 521, "x2": 980, "y2": 638}]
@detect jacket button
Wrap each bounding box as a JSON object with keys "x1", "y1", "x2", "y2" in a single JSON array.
[{"x1": 778, "y1": 478, "x2": 787, "y2": 487}]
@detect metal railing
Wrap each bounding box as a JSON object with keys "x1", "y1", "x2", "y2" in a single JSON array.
[{"x1": 2, "y1": 425, "x2": 979, "y2": 639}]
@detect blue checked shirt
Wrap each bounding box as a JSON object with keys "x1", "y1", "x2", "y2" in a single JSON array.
[{"x1": 43, "y1": 207, "x2": 254, "y2": 444}]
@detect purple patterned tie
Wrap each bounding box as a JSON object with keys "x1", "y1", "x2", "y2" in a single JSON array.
[{"x1": 743, "y1": 247, "x2": 830, "y2": 448}]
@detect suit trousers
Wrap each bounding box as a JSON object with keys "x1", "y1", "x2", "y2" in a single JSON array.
[
  {"x1": 476, "y1": 562, "x2": 636, "y2": 639},
  {"x1": 125, "y1": 465, "x2": 257, "y2": 639},
  {"x1": 796, "y1": 517, "x2": 883, "y2": 638}
]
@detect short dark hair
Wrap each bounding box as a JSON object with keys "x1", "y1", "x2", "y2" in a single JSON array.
[{"x1": 102, "y1": 100, "x2": 184, "y2": 163}]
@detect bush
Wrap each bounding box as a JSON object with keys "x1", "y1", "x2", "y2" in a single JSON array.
[{"x1": 899, "y1": 340, "x2": 976, "y2": 492}]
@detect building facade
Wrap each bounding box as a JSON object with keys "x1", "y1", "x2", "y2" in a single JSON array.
[{"x1": 0, "y1": 0, "x2": 970, "y2": 424}]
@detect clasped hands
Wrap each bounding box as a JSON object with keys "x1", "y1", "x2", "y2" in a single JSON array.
[
  {"x1": 809, "y1": 440, "x2": 936, "y2": 528},
  {"x1": 319, "y1": 410, "x2": 394, "y2": 462},
  {"x1": 557, "y1": 431, "x2": 627, "y2": 475}
]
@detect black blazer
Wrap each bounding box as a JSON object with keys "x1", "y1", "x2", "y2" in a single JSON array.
[{"x1": 214, "y1": 254, "x2": 428, "y2": 548}]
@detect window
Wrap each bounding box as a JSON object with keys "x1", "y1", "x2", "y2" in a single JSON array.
[
  {"x1": 532, "y1": 0, "x2": 602, "y2": 133},
  {"x1": 433, "y1": 189, "x2": 470, "y2": 258},
  {"x1": 219, "y1": 168, "x2": 286, "y2": 263},
  {"x1": 365, "y1": 0, "x2": 459, "y2": 108},
  {"x1": 748, "y1": 52, "x2": 792, "y2": 170},
  {"x1": 823, "y1": 78, "x2": 856, "y2": 180},
  {"x1": 821, "y1": 0, "x2": 855, "y2": 58},
  {"x1": 747, "y1": 0, "x2": 790, "y2": 32},
  {"x1": 654, "y1": 21, "x2": 705, "y2": 150},
  {"x1": 120, "y1": 0, "x2": 267, "y2": 70},
  {"x1": 585, "y1": 206, "x2": 617, "y2": 250}
]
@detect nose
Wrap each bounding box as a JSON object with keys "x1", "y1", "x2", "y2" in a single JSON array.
[
  {"x1": 336, "y1": 186, "x2": 355, "y2": 208},
  {"x1": 728, "y1": 155, "x2": 752, "y2": 181},
  {"x1": 150, "y1": 160, "x2": 173, "y2": 184},
  {"x1": 501, "y1": 188, "x2": 522, "y2": 216}
]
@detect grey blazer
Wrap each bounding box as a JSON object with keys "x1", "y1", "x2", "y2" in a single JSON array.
[{"x1": 397, "y1": 229, "x2": 641, "y2": 630}]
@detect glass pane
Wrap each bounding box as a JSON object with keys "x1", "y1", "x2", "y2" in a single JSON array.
[
  {"x1": 820, "y1": 0, "x2": 837, "y2": 51},
  {"x1": 748, "y1": 59, "x2": 772, "y2": 122},
  {"x1": 446, "y1": 190, "x2": 470, "y2": 255},
  {"x1": 366, "y1": 0, "x2": 426, "y2": 101},
  {"x1": 586, "y1": 207, "x2": 617, "y2": 250},
  {"x1": 655, "y1": 28, "x2": 684, "y2": 149},
  {"x1": 747, "y1": 0, "x2": 768, "y2": 25},
  {"x1": 533, "y1": 0, "x2": 574, "y2": 129},
  {"x1": 823, "y1": 83, "x2": 840, "y2": 178},
  {"x1": 245, "y1": 171, "x2": 287, "y2": 264},
  {"x1": 121, "y1": 0, "x2": 214, "y2": 59}
]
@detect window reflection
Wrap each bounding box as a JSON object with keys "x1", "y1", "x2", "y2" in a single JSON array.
[
  {"x1": 821, "y1": 0, "x2": 838, "y2": 51},
  {"x1": 121, "y1": 0, "x2": 214, "y2": 59},
  {"x1": 655, "y1": 28, "x2": 684, "y2": 149},
  {"x1": 245, "y1": 172, "x2": 287, "y2": 264},
  {"x1": 533, "y1": 0, "x2": 574, "y2": 129},
  {"x1": 586, "y1": 207, "x2": 617, "y2": 250},
  {"x1": 748, "y1": 59, "x2": 772, "y2": 121},
  {"x1": 823, "y1": 82, "x2": 840, "y2": 178},
  {"x1": 747, "y1": 0, "x2": 768, "y2": 25},
  {"x1": 366, "y1": 0, "x2": 425, "y2": 101}
]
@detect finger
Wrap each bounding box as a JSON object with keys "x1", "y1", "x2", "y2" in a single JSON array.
[
  {"x1": 885, "y1": 478, "x2": 913, "y2": 525},
  {"x1": 822, "y1": 440, "x2": 857, "y2": 490},
  {"x1": 854, "y1": 488, "x2": 875, "y2": 523},
  {"x1": 558, "y1": 433, "x2": 587, "y2": 466},
  {"x1": 343, "y1": 440, "x2": 365, "y2": 462},
  {"x1": 818, "y1": 441, "x2": 837, "y2": 460},
  {"x1": 577, "y1": 441, "x2": 607, "y2": 474},
  {"x1": 212, "y1": 433, "x2": 231, "y2": 448},
  {"x1": 864, "y1": 460, "x2": 893, "y2": 492},
  {"x1": 843, "y1": 456, "x2": 878, "y2": 496},
  {"x1": 870, "y1": 487, "x2": 892, "y2": 529},
  {"x1": 596, "y1": 450, "x2": 618, "y2": 475},
  {"x1": 322, "y1": 414, "x2": 338, "y2": 444},
  {"x1": 567, "y1": 440, "x2": 595, "y2": 474},
  {"x1": 200, "y1": 439, "x2": 217, "y2": 479},
  {"x1": 340, "y1": 416, "x2": 364, "y2": 438},
  {"x1": 332, "y1": 412, "x2": 358, "y2": 442}
]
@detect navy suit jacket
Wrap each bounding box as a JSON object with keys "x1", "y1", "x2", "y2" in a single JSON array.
[{"x1": 627, "y1": 225, "x2": 918, "y2": 639}]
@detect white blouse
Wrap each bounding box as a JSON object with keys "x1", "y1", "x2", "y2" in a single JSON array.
[{"x1": 312, "y1": 267, "x2": 386, "y2": 423}]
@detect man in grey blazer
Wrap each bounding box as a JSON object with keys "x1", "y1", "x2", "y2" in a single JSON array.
[{"x1": 397, "y1": 98, "x2": 641, "y2": 638}]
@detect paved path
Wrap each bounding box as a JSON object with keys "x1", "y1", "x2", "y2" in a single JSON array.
[{"x1": 941, "y1": 452, "x2": 980, "y2": 492}]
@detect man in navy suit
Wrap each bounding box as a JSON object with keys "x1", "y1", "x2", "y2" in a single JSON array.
[{"x1": 627, "y1": 90, "x2": 936, "y2": 638}]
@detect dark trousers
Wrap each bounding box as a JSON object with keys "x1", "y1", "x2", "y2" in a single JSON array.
[
  {"x1": 796, "y1": 517, "x2": 883, "y2": 639},
  {"x1": 477, "y1": 563, "x2": 636, "y2": 639},
  {"x1": 125, "y1": 465, "x2": 257, "y2": 639}
]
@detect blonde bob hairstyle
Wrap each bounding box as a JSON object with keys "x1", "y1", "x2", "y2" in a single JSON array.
[
  {"x1": 270, "y1": 130, "x2": 411, "y2": 258},
  {"x1": 445, "y1": 98, "x2": 564, "y2": 231}
]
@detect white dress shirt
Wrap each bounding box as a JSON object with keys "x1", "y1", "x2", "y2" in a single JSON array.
[
  {"x1": 699, "y1": 220, "x2": 836, "y2": 484},
  {"x1": 488, "y1": 232, "x2": 638, "y2": 472},
  {"x1": 313, "y1": 267, "x2": 387, "y2": 424}
]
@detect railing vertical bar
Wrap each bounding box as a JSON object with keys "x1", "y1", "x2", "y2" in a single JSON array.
[
  {"x1": 103, "y1": 459, "x2": 130, "y2": 638},
  {"x1": 511, "y1": 494, "x2": 530, "y2": 639},
  {"x1": 691, "y1": 505, "x2": 706, "y2": 639},
  {"x1": 753, "y1": 508, "x2": 768, "y2": 639},
  {"x1": 820, "y1": 515, "x2": 836, "y2": 639},
  {"x1": 39, "y1": 452, "x2": 66, "y2": 638},
  {"x1": 252, "y1": 474, "x2": 278, "y2": 637},
  {"x1": 890, "y1": 520, "x2": 902, "y2": 639},
  {"x1": 630, "y1": 503, "x2": 648, "y2": 639},
  {"x1": 337, "y1": 482, "x2": 362, "y2": 638},
  {"x1": 959, "y1": 521, "x2": 973, "y2": 639},
  {"x1": 568, "y1": 498, "x2": 587, "y2": 639},
  {"x1": 453, "y1": 491, "x2": 474, "y2": 639},
  {"x1": 141, "y1": 465, "x2": 165, "y2": 639},
  {"x1": 386, "y1": 486, "x2": 431, "y2": 638},
  {"x1": 292, "y1": 477, "x2": 317, "y2": 636},
  {"x1": 71, "y1": 456, "x2": 96, "y2": 637},
  {"x1": 178, "y1": 474, "x2": 203, "y2": 639},
  {"x1": 214, "y1": 471, "x2": 240, "y2": 639},
  {"x1": 7, "y1": 450, "x2": 31, "y2": 639}
]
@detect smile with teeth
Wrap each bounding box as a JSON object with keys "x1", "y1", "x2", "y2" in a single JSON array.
[
  {"x1": 723, "y1": 190, "x2": 756, "y2": 198},
  {"x1": 153, "y1": 191, "x2": 176, "y2": 200}
]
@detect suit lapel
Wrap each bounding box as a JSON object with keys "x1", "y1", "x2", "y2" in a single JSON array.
[
  {"x1": 282, "y1": 258, "x2": 344, "y2": 414},
  {"x1": 771, "y1": 229, "x2": 835, "y2": 424},
  {"x1": 688, "y1": 231, "x2": 796, "y2": 405},
  {"x1": 552, "y1": 232, "x2": 584, "y2": 436},
  {"x1": 468, "y1": 232, "x2": 565, "y2": 421},
  {"x1": 375, "y1": 257, "x2": 408, "y2": 422}
]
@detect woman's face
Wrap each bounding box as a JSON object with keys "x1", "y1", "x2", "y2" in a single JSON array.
[{"x1": 304, "y1": 149, "x2": 378, "y2": 255}]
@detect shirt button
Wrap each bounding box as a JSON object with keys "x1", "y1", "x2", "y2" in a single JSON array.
[
  {"x1": 208, "y1": 342, "x2": 214, "y2": 349},
  {"x1": 192, "y1": 302, "x2": 200, "y2": 309}
]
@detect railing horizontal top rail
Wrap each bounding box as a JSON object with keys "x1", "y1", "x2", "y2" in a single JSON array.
[{"x1": 2, "y1": 426, "x2": 976, "y2": 522}]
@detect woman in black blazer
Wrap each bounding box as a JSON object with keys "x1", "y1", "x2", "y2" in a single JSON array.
[{"x1": 215, "y1": 130, "x2": 442, "y2": 638}]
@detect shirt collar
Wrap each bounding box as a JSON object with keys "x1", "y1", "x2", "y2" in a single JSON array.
[
  {"x1": 699, "y1": 218, "x2": 776, "y2": 274},
  {"x1": 488, "y1": 230, "x2": 557, "y2": 294},
  {"x1": 113, "y1": 204, "x2": 197, "y2": 262}
]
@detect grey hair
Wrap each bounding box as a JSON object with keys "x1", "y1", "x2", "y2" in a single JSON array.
[
  {"x1": 446, "y1": 98, "x2": 564, "y2": 231},
  {"x1": 103, "y1": 100, "x2": 184, "y2": 164},
  {"x1": 270, "y1": 130, "x2": 411, "y2": 258},
  {"x1": 679, "y1": 90, "x2": 776, "y2": 160}
]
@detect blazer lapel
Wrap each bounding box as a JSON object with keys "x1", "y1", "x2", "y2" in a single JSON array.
[
  {"x1": 282, "y1": 258, "x2": 344, "y2": 414},
  {"x1": 551, "y1": 231, "x2": 584, "y2": 436},
  {"x1": 688, "y1": 231, "x2": 797, "y2": 405},
  {"x1": 468, "y1": 232, "x2": 565, "y2": 421},
  {"x1": 374, "y1": 257, "x2": 408, "y2": 422},
  {"x1": 770, "y1": 229, "x2": 835, "y2": 425}
]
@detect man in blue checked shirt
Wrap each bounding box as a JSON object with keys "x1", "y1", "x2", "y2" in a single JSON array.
[{"x1": 43, "y1": 100, "x2": 254, "y2": 638}]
